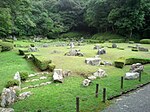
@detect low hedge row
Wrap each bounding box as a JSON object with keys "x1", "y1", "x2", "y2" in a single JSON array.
[
  {"x1": 109, "y1": 39, "x2": 126, "y2": 43},
  {"x1": 125, "y1": 57, "x2": 150, "y2": 65},
  {"x1": 114, "y1": 57, "x2": 150, "y2": 68},
  {"x1": 140, "y1": 39, "x2": 150, "y2": 44},
  {"x1": 0, "y1": 42, "x2": 14, "y2": 51},
  {"x1": 32, "y1": 54, "x2": 52, "y2": 71}
]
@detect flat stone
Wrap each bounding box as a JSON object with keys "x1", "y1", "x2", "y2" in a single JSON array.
[
  {"x1": 85, "y1": 58, "x2": 101, "y2": 66},
  {"x1": 124, "y1": 72, "x2": 139, "y2": 80}
]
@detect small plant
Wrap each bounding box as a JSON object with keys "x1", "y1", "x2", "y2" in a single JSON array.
[
  {"x1": 20, "y1": 72, "x2": 29, "y2": 81},
  {"x1": 5, "y1": 80, "x2": 19, "y2": 88},
  {"x1": 30, "y1": 44, "x2": 35, "y2": 47}
]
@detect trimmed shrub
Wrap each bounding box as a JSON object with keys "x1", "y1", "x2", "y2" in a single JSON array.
[
  {"x1": 60, "y1": 32, "x2": 84, "y2": 39},
  {"x1": 114, "y1": 57, "x2": 125, "y2": 68},
  {"x1": 48, "y1": 63, "x2": 56, "y2": 72},
  {"x1": 131, "y1": 48, "x2": 138, "y2": 52},
  {"x1": 125, "y1": 57, "x2": 150, "y2": 65},
  {"x1": 86, "y1": 39, "x2": 104, "y2": 43},
  {"x1": 32, "y1": 54, "x2": 52, "y2": 71},
  {"x1": 129, "y1": 41, "x2": 134, "y2": 44},
  {"x1": 0, "y1": 42, "x2": 14, "y2": 51},
  {"x1": 114, "y1": 60, "x2": 125, "y2": 68},
  {"x1": 30, "y1": 44, "x2": 35, "y2": 47},
  {"x1": 5, "y1": 80, "x2": 19, "y2": 88},
  {"x1": 109, "y1": 39, "x2": 126, "y2": 43},
  {"x1": 20, "y1": 72, "x2": 28, "y2": 81},
  {"x1": 18, "y1": 49, "x2": 28, "y2": 55},
  {"x1": 140, "y1": 39, "x2": 150, "y2": 44},
  {"x1": 4, "y1": 39, "x2": 13, "y2": 43}
]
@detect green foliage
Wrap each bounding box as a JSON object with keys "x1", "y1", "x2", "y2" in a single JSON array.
[
  {"x1": 48, "y1": 63, "x2": 56, "y2": 72},
  {"x1": 5, "y1": 79, "x2": 19, "y2": 88},
  {"x1": 109, "y1": 39, "x2": 126, "y2": 43},
  {"x1": 129, "y1": 41, "x2": 134, "y2": 44},
  {"x1": 0, "y1": 46, "x2": 2, "y2": 52},
  {"x1": 20, "y1": 71, "x2": 28, "y2": 81},
  {"x1": 32, "y1": 54, "x2": 52, "y2": 71},
  {"x1": 60, "y1": 32, "x2": 84, "y2": 39},
  {"x1": 140, "y1": 39, "x2": 150, "y2": 44},
  {"x1": 117, "y1": 47, "x2": 125, "y2": 50},
  {"x1": 4, "y1": 39, "x2": 14, "y2": 43},
  {"x1": 125, "y1": 57, "x2": 150, "y2": 65},
  {"x1": 0, "y1": 42, "x2": 13, "y2": 51}
]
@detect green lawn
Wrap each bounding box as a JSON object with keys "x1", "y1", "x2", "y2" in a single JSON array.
[{"x1": 0, "y1": 41, "x2": 150, "y2": 112}]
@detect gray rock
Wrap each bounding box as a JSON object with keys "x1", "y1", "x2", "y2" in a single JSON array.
[
  {"x1": 70, "y1": 42, "x2": 75, "y2": 49},
  {"x1": 88, "y1": 76, "x2": 97, "y2": 80},
  {"x1": 85, "y1": 58, "x2": 101, "y2": 66},
  {"x1": 1, "y1": 88, "x2": 17, "y2": 107},
  {"x1": 14, "y1": 71, "x2": 21, "y2": 88},
  {"x1": 63, "y1": 70, "x2": 71, "y2": 78},
  {"x1": 138, "y1": 47, "x2": 149, "y2": 52},
  {"x1": 53, "y1": 69, "x2": 63, "y2": 83},
  {"x1": 97, "y1": 48, "x2": 106, "y2": 55},
  {"x1": 28, "y1": 46, "x2": 38, "y2": 52},
  {"x1": 112, "y1": 43, "x2": 117, "y2": 48},
  {"x1": 93, "y1": 45, "x2": 101, "y2": 50},
  {"x1": 18, "y1": 91, "x2": 32, "y2": 100},
  {"x1": 130, "y1": 63, "x2": 144, "y2": 73},
  {"x1": 93, "y1": 69, "x2": 107, "y2": 78},
  {"x1": 43, "y1": 43, "x2": 49, "y2": 47},
  {"x1": 100, "y1": 61, "x2": 112, "y2": 66},
  {"x1": 0, "y1": 107, "x2": 14, "y2": 112},
  {"x1": 83, "y1": 79, "x2": 91, "y2": 86},
  {"x1": 124, "y1": 72, "x2": 139, "y2": 80}
]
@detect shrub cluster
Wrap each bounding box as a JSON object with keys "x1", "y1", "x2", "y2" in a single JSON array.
[
  {"x1": 125, "y1": 57, "x2": 150, "y2": 65},
  {"x1": 20, "y1": 72, "x2": 28, "y2": 81},
  {"x1": 48, "y1": 63, "x2": 56, "y2": 72},
  {"x1": 5, "y1": 80, "x2": 19, "y2": 88}
]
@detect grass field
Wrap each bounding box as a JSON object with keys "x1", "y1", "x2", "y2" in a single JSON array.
[{"x1": 0, "y1": 40, "x2": 150, "y2": 112}]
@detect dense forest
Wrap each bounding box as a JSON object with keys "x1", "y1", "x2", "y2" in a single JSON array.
[{"x1": 0, "y1": 0, "x2": 149, "y2": 39}]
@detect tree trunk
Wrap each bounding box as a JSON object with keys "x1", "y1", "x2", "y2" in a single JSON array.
[{"x1": 129, "y1": 30, "x2": 133, "y2": 38}]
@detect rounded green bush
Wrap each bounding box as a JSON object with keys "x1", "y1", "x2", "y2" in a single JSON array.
[
  {"x1": 5, "y1": 80, "x2": 19, "y2": 88},
  {"x1": 140, "y1": 39, "x2": 150, "y2": 44},
  {"x1": 20, "y1": 72, "x2": 28, "y2": 81}
]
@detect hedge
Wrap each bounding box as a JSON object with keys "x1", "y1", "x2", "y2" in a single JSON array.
[
  {"x1": 114, "y1": 60, "x2": 125, "y2": 68},
  {"x1": 32, "y1": 54, "x2": 52, "y2": 71},
  {"x1": 125, "y1": 57, "x2": 150, "y2": 65},
  {"x1": 0, "y1": 42, "x2": 14, "y2": 51},
  {"x1": 109, "y1": 39, "x2": 126, "y2": 43},
  {"x1": 5, "y1": 79, "x2": 19, "y2": 88},
  {"x1": 140, "y1": 39, "x2": 150, "y2": 44}
]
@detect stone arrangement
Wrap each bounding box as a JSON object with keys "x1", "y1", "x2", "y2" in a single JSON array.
[
  {"x1": 82, "y1": 79, "x2": 91, "y2": 87},
  {"x1": 85, "y1": 58, "x2": 101, "y2": 66},
  {"x1": 93, "y1": 45, "x2": 101, "y2": 50},
  {"x1": 65, "y1": 49, "x2": 84, "y2": 56},
  {"x1": 125, "y1": 63, "x2": 144, "y2": 80},
  {"x1": 0, "y1": 107, "x2": 14, "y2": 112},
  {"x1": 93, "y1": 69, "x2": 107, "y2": 78},
  {"x1": 28, "y1": 46, "x2": 39, "y2": 52}
]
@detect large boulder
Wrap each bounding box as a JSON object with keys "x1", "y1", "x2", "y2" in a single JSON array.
[
  {"x1": 1, "y1": 88, "x2": 17, "y2": 107},
  {"x1": 53, "y1": 69, "x2": 63, "y2": 83},
  {"x1": 28, "y1": 46, "x2": 38, "y2": 52},
  {"x1": 124, "y1": 72, "x2": 139, "y2": 80},
  {"x1": 88, "y1": 76, "x2": 96, "y2": 80},
  {"x1": 85, "y1": 58, "x2": 101, "y2": 66},
  {"x1": 93, "y1": 69, "x2": 107, "y2": 78},
  {"x1": 65, "y1": 49, "x2": 83, "y2": 56},
  {"x1": 97, "y1": 48, "x2": 106, "y2": 55},
  {"x1": 82, "y1": 79, "x2": 91, "y2": 87},
  {"x1": 14, "y1": 71, "x2": 21, "y2": 88},
  {"x1": 130, "y1": 63, "x2": 144, "y2": 73},
  {"x1": 0, "y1": 108, "x2": 14, "y2": 112}
]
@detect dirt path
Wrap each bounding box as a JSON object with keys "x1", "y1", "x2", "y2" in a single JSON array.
[{"x1": 102, "y1": 84, "x2": 150, "y2": 112}]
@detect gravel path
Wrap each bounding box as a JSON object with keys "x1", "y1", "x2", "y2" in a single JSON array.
[{"x1": 102, "y1": 84, "x2": 150, "y2": 112}]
